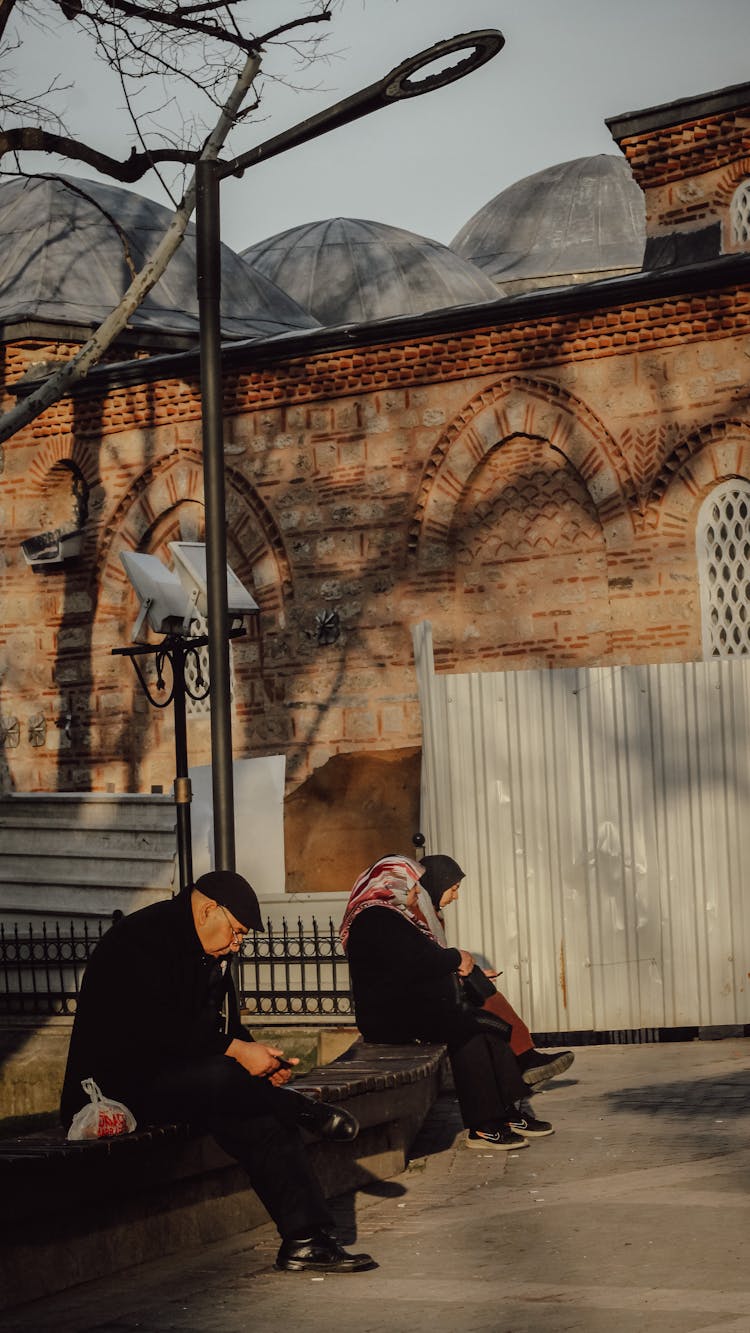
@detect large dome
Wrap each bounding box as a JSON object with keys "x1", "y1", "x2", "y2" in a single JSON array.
[
  {"x1": 0, "y1": 175, "x2": 318, "y2": 343},
  {"x1": 241, "y1": 217, "x2": 500, "y2": 326},
  {"x1": 452, "y1": 155, "x2": 646, "y2": 295}
]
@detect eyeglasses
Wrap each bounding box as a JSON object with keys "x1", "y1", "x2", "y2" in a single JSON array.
[{"x1": 220, "y1": 905, "x2": 247, "y2": 948}]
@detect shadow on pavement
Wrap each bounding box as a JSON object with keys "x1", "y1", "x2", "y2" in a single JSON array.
[{"x1": 604, "y1": 1067, "x2": 750, "y2": 1117}]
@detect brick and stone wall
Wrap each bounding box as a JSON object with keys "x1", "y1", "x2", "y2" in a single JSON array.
[{"x1": 3, "y1": 86, "x2": 750, "y2": 888}]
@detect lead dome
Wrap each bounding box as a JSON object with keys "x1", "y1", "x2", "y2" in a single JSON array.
[
  {"x1": 0, "y1": 175, "x2": 318, "y2": 344},
  {"x1": 241, "y1": 217, "x2": 500, "y2": 326},
  {"x1": 451, "y1": 155, "x2": 646, "y2": 295}
]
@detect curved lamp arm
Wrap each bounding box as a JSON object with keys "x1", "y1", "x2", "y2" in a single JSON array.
[{"x1": 223, "y1": 28, "x2": 505, "y2": 180}]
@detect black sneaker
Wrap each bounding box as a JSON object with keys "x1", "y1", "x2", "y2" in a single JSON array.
[
  {"x1": 520, "y1": 1049, "x2": 574, "y2": 1087},
  {"x1": 466, "y1": 1127, "x2": 529, "y2": 1151},
  {"x1": 507, "y1": 1113, "x2": 555, "y2": 1138}
]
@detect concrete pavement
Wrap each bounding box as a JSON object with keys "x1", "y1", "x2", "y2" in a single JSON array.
[{"x1": 6, "y1": 1038, "x2": 750, "y2": 1333}]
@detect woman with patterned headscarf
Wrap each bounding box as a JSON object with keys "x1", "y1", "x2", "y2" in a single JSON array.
[
  {"x1": 419, "y1": 855, "x2": 575, "y2": 1090},
  {"x1": 341, "y1": 855, "x2": 553, "y2": 1151}
]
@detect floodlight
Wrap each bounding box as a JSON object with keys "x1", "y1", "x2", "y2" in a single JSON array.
[
  {"x1": 168, "y1": 541, "x2": 259, "y2": 620},
  {"x1": 120, "y1": 551, "x2": 193, "y2": 641}
]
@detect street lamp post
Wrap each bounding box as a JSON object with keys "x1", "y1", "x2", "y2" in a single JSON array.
[
  {"x1": 112, "y1": 635, "x2": 209, "y2": 892},
  {"x1": 196, "y1": 29, "x2": 505, "y2": 875},
  {"x1": 114, "y1": 545, "x2": 256, "y2": 893},
  {"x1": 113, "y1": 631, "x2": 244, "y2": 893}
]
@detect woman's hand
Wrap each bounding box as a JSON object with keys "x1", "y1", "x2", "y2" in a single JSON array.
[{"x1": 457, "y1": 948, "x2": 475, "y2": 976}]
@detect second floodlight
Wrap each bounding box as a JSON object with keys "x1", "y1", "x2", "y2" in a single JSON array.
[{"x1": 168, "y1": 541, "x2": 259, "y2": 621}]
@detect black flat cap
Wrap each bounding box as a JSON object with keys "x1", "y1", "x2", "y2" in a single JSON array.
[{"x1": 194, "y1": 869, "x2": 264, "y2": 932}]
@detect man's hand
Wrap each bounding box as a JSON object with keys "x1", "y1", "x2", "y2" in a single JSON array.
[
  {"x1": 226, "y1": 1040, "x2": 299, "y2": 1084},
  {"x1": 457, "y1": 949, "x2": 475, "y2": 976}
]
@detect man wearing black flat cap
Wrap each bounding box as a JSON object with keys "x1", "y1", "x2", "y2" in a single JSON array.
[{"x1": 61, "y1": 869, "x2": 375, "y2": 1274}]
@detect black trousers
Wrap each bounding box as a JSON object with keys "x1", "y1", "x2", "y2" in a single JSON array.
[
  {"x1": 363, "y1": 1006, "x2": 527, "y2": 1131},
  {"x1": 131, "y1": 1057, "x2": 333, "y2": 1241},
  {"x1": 447, "y1": 1024, "x2": 527, "y2": 1130}
]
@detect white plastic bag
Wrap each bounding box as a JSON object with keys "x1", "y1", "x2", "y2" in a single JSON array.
[{"x1": 66, "y1": 1077, "x2": 137, "y2": 1140}]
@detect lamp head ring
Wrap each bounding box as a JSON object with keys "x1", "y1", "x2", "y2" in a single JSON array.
[{"x1": 383, "y1": 29, "x2": 505, "y2": 101}]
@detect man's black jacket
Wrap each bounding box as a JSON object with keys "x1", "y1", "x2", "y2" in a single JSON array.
[{"x1": 60, "y1": 893, "x2": 249, "y2": 1127}]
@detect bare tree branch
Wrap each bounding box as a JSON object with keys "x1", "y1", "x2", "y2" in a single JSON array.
[
  {"x1": 0, "y1": 1, "x2": 344, "y2": 442},
  {"x1": 0, "y1": 46, "x2": 263, "y2": 447},
  {"x1": 260, "y1": 7, "x2": 333, "y2": 45},
  {"x1": 0, "y1": 125, "x2": 197, "y2": 179},
  {"x1": 95, "y1": 0, "x2": 259, "y2": 54},
  {"x1": 169, "y1": 0, "x2": 242, "y2": 14}
]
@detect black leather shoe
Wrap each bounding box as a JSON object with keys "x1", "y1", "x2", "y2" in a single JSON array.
[
  {"x1": 298, "y1": 1098, "x2": 359, "y2": 1141},
  {"x1": 275, "y1": 1232, "x2": 376, "y2": 1273}
]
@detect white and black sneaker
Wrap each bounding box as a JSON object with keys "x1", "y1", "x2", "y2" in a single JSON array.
[
  {"x1": 466, "y1": 1126, "x2": 529, "y2": 1151},
  {"x1": 507, "y1": 1113, "x2": 555, "y2": 1138}
]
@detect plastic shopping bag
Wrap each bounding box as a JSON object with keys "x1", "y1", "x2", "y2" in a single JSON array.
[{"x1": 66, "y1": 1077, "x2": 137, "y2": 1140}]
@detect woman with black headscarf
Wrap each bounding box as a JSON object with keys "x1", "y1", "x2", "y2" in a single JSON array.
[
  {"x1": 419, "y1": 855, "x2": 575, "y2": 1089},
  {"x1": 341, "y1": 855, "x2": 554, "y2": 1150}
]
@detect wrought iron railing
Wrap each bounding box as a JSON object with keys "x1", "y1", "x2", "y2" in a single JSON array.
[
  {"x1": 0, "y1": 915, "x2": 355, "y2": 1023},
  {"x1": 0, "y1": 918, "x2": 108, "y2": 1017},
  {"x1": 240, "y1": 916, "x2": 353, "y2": 1023}
]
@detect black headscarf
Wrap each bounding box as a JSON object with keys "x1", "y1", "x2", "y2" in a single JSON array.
[{"x1": 418, "y1": 854, "x2": 465, "y2": 910}]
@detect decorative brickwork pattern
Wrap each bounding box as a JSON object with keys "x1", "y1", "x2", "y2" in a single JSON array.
[
  {"x1": 410, "y1": 375, "x2": 633, "y2": 572},
  {"x1": 450, "y1": 438, "x2": 609, "y2": 669},
  {"x1": 619, "y1": 113, "x2": 750, "y2": 189},
  {"x1": 4, "y1": 263, "x2": 750, "y2": 802}
]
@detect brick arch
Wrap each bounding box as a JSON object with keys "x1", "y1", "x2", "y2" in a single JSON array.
[
  {"x1": 654, "y1": 419, "x2": 750, "y2": 540},
  {"x1": 455, "y1": 436, "x2": 606, "y2": 562},
  {"x1": 22, "y1": 434, "x2": 95, "y2": 552},
  {"x1": 95, "y1": 450, "x2": 292, "y2": 648},
  {"x1": 408, "y1": 376, "x2": 636, "y2": 568},
  {"x1": 225, "y1": 465, "x2": 294, "y2": 608},
  {"x1": 25, "y1": 433, "x2": 100, "y2": 492},
  {"x1": 714, "y1": 157, "x2": 750, "y2": 208}
]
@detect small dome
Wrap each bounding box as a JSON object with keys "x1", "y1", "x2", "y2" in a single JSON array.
[
  {"x1": 452, "y1": 155, "x2": 645, "y2": 294},
  {"x1": 242, "y1": 217, "x2": 500, "y2": 326},
  {"x1": 0, "y1": 175, "x2": 318, "y2": 342}
]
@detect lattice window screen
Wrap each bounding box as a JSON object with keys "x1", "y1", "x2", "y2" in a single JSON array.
[
  {"x1": 731, "y1": 181, "x2": 750, "y2": 246},
  {"x1": 697, "y1": 480, "x2": 750, "y2": 658},
  {"x1": 185, "y1": 614, "x2": 235, "y2": 717}
]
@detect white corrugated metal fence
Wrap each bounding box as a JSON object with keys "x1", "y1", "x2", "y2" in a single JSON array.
[{"x1": 413, "y1": 622, "x2": 750, "y2": 1034}]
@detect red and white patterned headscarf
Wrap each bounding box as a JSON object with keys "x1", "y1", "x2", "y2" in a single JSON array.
[{"x1": 340, "y1": 854, "x2": 437, "y2": 950}]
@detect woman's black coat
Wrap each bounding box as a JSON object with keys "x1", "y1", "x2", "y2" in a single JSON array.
[
  {"x1": 346, "y1": 905, "x2": 473, "y2": 1044},
  {"x1": 346, "y1": 904, "x2": 527, "y2": 1122}
]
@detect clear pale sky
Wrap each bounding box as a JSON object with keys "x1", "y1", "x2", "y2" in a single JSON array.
[{"x1": 11, "y1": 0, "x2": 750, "y2": 253}]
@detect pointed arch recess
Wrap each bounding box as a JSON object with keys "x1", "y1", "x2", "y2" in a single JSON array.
[
  {"x1": 25, "y1": 434, "x2": 100, "y2": 491},
  {"x1": 408, "y1": 376, "x2": 636, "y2": 567},
  {"x1": 654, "y1": 419, "x2": 750, "y2": 539},
  {"x1": 95, "y1": 449, "x2": 293, "y2": 649}
]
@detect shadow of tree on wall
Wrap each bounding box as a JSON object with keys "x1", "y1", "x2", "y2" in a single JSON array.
[
  {"x1": 23, "y1": 304, "x2": 750, "y2": 900},
  {"x1": 0, "y1": 686, "x2": 15, "y2": 796}
]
